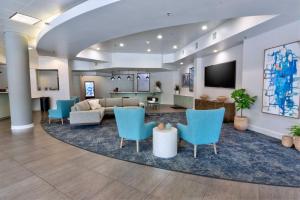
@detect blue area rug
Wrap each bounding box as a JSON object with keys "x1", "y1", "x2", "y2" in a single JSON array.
[{"x1": 42, "y1": 112, "x2": 300, "y2": 187}]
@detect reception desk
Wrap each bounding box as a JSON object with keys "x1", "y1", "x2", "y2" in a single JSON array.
[
  {"x1": 0, "y1": 92, "x2": 10, "y2": 119},
  {"x1": 110, "y1": 92, "x2": 161, "y2": 103}
]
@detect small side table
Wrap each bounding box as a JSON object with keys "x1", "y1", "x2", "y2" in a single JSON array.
[{"x1": 153, "y1": 127, "x2": 178, "y2": 158}]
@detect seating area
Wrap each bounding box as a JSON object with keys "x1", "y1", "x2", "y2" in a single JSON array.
[
  {"x1": 69, "y1": 98, "x2": 143, "y2": 125},
  {"x1": 0, "y1": 1, "x2": 300, "y2": 199}
]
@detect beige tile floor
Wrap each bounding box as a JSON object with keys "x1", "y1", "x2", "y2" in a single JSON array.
[{"x1": 0, "y1": 112, "x2": 299, "y2": 200}]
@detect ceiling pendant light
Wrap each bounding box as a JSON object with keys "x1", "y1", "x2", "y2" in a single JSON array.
[
  {"x1": 137, "y1": 75, "x2": 140, "y2": 80},
  {"x1": 146, "y1": 74, "x2": 150, "y2": 79},
  {"x1": 127, "y1": 75, "x2": 131, "y2": 80},
  {"x1": 111, "y1": 73, "x2": 115, "y2": 81},
  {"x1": 117, "y1": 75, "x2": 121, "y2": 80}
]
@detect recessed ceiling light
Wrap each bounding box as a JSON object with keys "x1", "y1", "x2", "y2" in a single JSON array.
[
  {"x1": 96, "y1": 47, "x2": 100, "y2": 51},
  {"x1": 173, "y1": 45, "x2": 178, "y2": 49},
  {"x1": 202, "y1": 25, "x2": 208, "y2": 31},
  {"x1": 146, "y1": 41, "x2": 150, "y2": 44},
  {"x1": 147, "y1": 49, "x2": 151, "y2": 52},
  {"x1": 28, "y1": 47, "x2": 33, "y2": 50},
  {"x1": 119, "y1": 43, "x2": 124, "y2": 47},
  {"x1": 213, "y1": 49, "x2": 218, "y2": 53},
  {"x1": 157, "y1": 34, "x2": 163, "y2": 39},
  {"x1": 180, "y1": 62, "x2": 184, "y2": 65},
  {"x1": 9, "y1": 12, "x2": 40, "y2": 25}
]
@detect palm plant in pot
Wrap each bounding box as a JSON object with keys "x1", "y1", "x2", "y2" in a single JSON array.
[
  {"x1": 154, "y1": 81, "x2": 162, "y2": 92},
  {"x1": 290, "y1": 125, "x2": 300, "y2": 151},
  {"x1": 231, "y1": 89, "x2": 257, "y2": 131},
  {"x1": 174, "y1": 85, "x2": 180, "y2": 94}
]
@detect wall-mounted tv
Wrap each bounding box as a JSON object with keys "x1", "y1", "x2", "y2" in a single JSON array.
[{"x1": 204, "y1": 61, "x2": 236, "y2": 89}]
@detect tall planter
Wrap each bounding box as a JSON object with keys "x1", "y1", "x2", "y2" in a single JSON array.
[
  {"x1": 289, "y1": 125, "x2": 300, "y2": 151},
  {"x1": 234, "y1": 116, "x2": 248, "y2": 131},
  {"x1": 293, "y1": 136, "x2": 300, "y2": 151}
]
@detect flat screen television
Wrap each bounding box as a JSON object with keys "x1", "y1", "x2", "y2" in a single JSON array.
[{"x1": 204, "y1": 61, "x2": 236, "y2": 88}]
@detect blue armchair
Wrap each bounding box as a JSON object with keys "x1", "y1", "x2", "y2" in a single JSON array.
[
  {"x1": 177, "y1": 108, "x2": 225, "y2": 158},
  {"x1": 114, "y1": 107, "x2": 156, "y2": 152},
  {"x1": 48, "y1": 100, "x2": 75, "y2": 124}
]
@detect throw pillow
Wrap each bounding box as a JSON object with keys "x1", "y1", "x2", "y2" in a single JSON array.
[{"x1": 88, "y1": 99, "x2": 101, "y2": 110}]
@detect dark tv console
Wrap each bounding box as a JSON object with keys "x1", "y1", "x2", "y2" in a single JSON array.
[{"x1": 195, "y1": 99, "x2": 236, "y2": 123}]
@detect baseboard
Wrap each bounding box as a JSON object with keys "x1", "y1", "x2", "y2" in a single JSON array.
[
  {"x1": 248, "y1": 124, "x2": 282, "y2": 140},
  {"x1": 11, "y1": 123, "x2": 34, "y2": 130}
]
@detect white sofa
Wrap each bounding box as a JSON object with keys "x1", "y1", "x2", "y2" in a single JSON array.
[{"x1": 70, "y1": 98, "x2": 143, "y2": 125}]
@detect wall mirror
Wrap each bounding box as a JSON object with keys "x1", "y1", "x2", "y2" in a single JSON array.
[{"x1": 137, "y1": 73, "x2": 150, "y2": 92}]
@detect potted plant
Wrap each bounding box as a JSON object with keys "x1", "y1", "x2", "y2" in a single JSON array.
[
  {"x1": 154, "y1": 81, "x2": 162, "y2": 92},
  {"x1": 231, "y1": 89, "x2": 257, "y2": 131},
  {"x1": 174, "y1": 85, "x2": 180, "y2": 94},
  {"x1": 282, "y1": 133, "x2": 293, "y2": 148},
  {"x1": 290, "y1": 125, "x2": 300, "y2": 151}
]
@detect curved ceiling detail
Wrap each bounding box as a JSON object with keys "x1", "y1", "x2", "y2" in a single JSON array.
[{"x1": 36, "y1": 0, "x2": 300, "y2": 58}]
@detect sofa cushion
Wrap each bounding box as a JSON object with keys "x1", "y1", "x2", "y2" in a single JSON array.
[
  {"x1": 105, "y1": 98, "x2": 122, "y2": 107},
  {"x1": 123, "y1": 98, "x2": 139, "y2": 107},
  {"x1": 99, "y1": 98, "x2": 105, "y2": 107},
  {"x1": 88, "y1": 99, "x2": 101, "y2": 110},
  {"x1": 74, "y1": 100, "x2": 90, "y2": 111}
]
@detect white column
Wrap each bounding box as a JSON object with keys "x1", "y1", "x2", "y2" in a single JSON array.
[{"x1": 4, "y1": 32, "x2": 33, "y2": 130}]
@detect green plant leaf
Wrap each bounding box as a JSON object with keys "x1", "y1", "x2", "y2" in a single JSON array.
[{"x1": 231, "y1": 89, "x2": 257, "y2": 117}]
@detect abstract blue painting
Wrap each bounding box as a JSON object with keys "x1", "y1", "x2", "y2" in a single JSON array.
[
  {"x1": 263, "y1": 42, "x2": 300, "y2": 118},
  {"x1": 84, "y1": 81, "x2": 95, "y2": 98}
]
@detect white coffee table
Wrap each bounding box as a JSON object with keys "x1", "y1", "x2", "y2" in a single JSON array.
[{"x1": 153, "y1": 127, "x2": 178, "y2": 158}]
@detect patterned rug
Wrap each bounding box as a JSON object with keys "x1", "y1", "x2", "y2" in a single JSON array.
[{"x1": 42, "y1": 112, "x2": 300, "y2": 187}]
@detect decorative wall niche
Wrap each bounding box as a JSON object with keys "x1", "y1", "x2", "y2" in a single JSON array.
[{"x1": 36, "y1": 69, "x2": 59, "y2": 91}]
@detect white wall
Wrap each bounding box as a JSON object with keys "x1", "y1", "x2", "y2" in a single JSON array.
[
  {"x1": 196, "y1": 44, "x2": 243, "y2": 101},
  {"x1": 0, "y1": 49, "x2": 5, "y2": 64},
  {"x1": 0, "y1": 65, "x2": 8, "y2": 89},
  {"x1": 242, "y1": 20, "x2": 300, "y2": 139},
  {"x1": 178, "y1": 64, "x2": 195, "y2": 97},
  {"x1": 30, "y1": 56, "x2": 71, "y2": 109},
  {"x1": 111, "y1": 53, "x2": 163, "y2": 68},
  {"x1": 151, "y1": 71, "x2": 179, "y2": 104}
]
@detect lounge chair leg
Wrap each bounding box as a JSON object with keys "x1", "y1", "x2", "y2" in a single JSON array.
[
  {"x1": 48, "y1": 118, "x2": 51, "y2": 124},
  {"x1": 194, "y1": 145, "x2": 197, "y2": 158},
  {"x1": 120, "y1": 138, "x2": 123, "y2": 148},
  {"x1": 136, "y1": 140, "x2": 139, "y2": 153},
  {"x1": 61, "y1": 118, "x2": 64, "y2": 125},
  {"x1": 213, "y1": 144, "x2": 217, "y2": 155}
]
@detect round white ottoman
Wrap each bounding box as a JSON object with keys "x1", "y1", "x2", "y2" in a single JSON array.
[{"x1": 153, "y1": 127, "x2": 178, "y2": 158}]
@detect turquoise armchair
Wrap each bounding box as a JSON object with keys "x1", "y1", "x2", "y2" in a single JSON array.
[
  {"x1": 114, "y1": 107, "x2": 156, "y2": 152},
  {"x1": 48, "y1": 100, "x2": 75, "y2": 124},
  {"x1": 177, "y1": 108, "x2": 225, "y2": 158}
]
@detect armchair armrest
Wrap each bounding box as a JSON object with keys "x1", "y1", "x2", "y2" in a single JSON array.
[
  {"x1": 177, "y1": 123, "x2": 188, "y2": 133},
  {"x1": 176, "y1": 123, "x2": 190, "y2": 141},
  {"x1": 144, "y1": 121, "x2": 157, "y2": 138}
]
